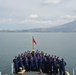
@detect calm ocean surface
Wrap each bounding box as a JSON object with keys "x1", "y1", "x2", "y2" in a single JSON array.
[{"x1": 0, "y1": 32, "x2": 76, "y2": 75}]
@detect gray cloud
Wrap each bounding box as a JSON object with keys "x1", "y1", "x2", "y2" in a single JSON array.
[
  {"x1": 42, "y1": 0, "x2": 61, "y2": 5},
  {"x1": 0, "y1": 0, "x2": 76, "y2": 29},
  {"x1": 74, "y1": 10, "x2": 76, "y2": 13},
  {"x1": 60, "y1": 15, "x2": 76, "y2": 21}
]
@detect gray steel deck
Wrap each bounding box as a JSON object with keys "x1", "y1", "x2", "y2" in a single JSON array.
[
  {"x1": 13, "y1": 71, "x2": 70, "y2": 75},
  {"x1": 14, "y1": 71, "x2": 47, "y2": 75}
]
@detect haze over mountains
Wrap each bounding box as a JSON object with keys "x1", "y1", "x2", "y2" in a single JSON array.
[
  {"x1": 29, "y1": 20, "x2": 76, "y2": 32},
  {"x1": 0, "y1": 20, "x2": 76, "y2": 32}
]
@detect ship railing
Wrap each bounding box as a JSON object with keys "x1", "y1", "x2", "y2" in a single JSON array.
[
  {"x1": 66, "y1": 65, "x2": 76, "y2": 75},
  {"x1": 0, "y1": 72, "x2": 1, "y2": 75},
  {"x1": 11, "y1": 63, "x2": 76, "y2": 75},
  {"x1": 0, "y1": 63, "x2": 75, "y2": 75},
  {"x1": 11, "y1": 63, "x2": 14, "y2": 75}
]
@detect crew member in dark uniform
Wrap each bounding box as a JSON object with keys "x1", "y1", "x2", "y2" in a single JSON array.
[
  {"x1": 23, "y1": 56, "x2": 28, "y2": 71},
  {"x1": 53, "y1": 58, "x2": 57, "y2": 75},
  {"x1": 44, "y1": 57, "x2": 47, "y2": 73},
  {"x1": 60, "y1": 58, "x2": 66, "y2": 75},
  {"x1": 34, "y1": 57, "x2": 38, "y2": 71},
  {"x1": 38, "y1": 57, "x2": 42, "y2": 71},
  {"x1": 18, "y1": 57, "x2": 24, "y2": 71},
  {"x1": 30, "y1": 57, "x2": 34, "y2": 71},
  {"x1": 13, "y1": 56, "x2": 18, "y2": 74},
  {"x1": 49, "y1": 57, "x2": 53, "y2": 74}
]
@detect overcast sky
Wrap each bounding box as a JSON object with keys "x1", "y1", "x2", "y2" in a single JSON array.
[{"x1": 0, "y1": 0, "x2": 76, "y2": 30}]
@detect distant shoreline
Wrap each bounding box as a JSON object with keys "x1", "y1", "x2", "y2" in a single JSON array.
[{"x1": 0, "y1": 30, "x2": 76, "y2": 33}]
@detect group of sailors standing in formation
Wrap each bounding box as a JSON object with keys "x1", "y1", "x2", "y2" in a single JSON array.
[{"x1": 13, "y1": 50, "x2": 66, "y2": 75}]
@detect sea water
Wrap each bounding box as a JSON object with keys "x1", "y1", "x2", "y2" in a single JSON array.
[{"x1": 0, "y1": 32, "x2": 76, "y2": 75}]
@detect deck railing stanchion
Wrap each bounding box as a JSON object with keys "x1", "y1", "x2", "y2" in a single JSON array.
[
  {"x1": 73, "y1": 69, "x2": 74, "y2": 75},
  {"x1": 0, "y1": 72, "x2": 1, "y2": 75},
  {"x1": 11, "y1": 63, "x2": 13, "y2": 75}
]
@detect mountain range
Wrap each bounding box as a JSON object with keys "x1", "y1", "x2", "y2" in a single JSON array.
[
  {"x1": 0, "y1": 20, "x2": 76, "y2": 32},
  {"x1": 29, "y1": 20, "x2": 76, "y2": 32}
]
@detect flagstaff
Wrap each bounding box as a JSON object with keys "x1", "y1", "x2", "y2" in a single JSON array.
[
  {"x1": 32, "y1": 36, "x2": 34, "y2": 51},
  {"x1": 32, "y1": 36, "x2": 36, "y2": 52}
]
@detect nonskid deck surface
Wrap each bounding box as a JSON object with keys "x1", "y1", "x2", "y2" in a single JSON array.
[{"x1": 13, "y1": 71, "x2": 47, "y2": 75}]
